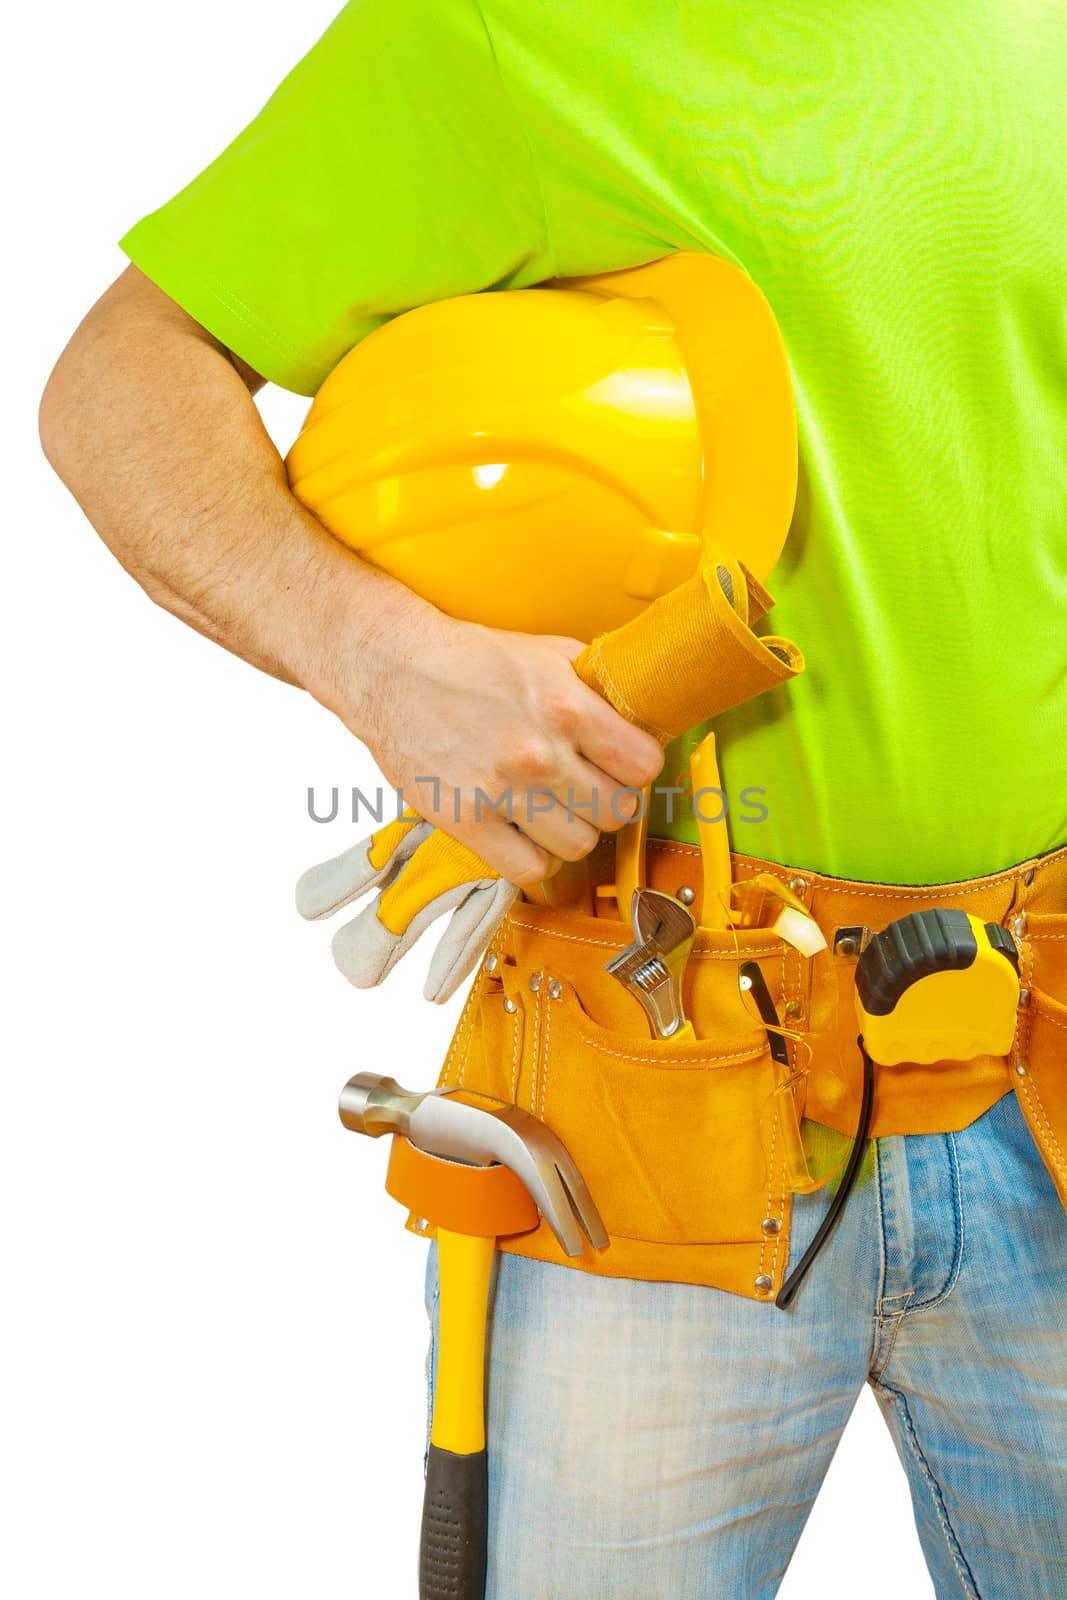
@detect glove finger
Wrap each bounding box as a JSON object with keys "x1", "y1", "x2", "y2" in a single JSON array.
[
  {"x1": 296, "y1": 817, "x2": 429, "y2": 921},
  {"x1": 331, "y1": 880, "x2": 482, "y2": 989},
  {"x1": 424, "y1": 880, "x2": 520, "y2": 1004},
  {"x1": 376, "y1": 828, "x2": 500, "y2": 937}
]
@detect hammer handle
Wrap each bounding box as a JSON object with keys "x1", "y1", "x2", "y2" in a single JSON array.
[
  {"x1": 420, "y1": 1229, "x2": 495, "y2": 1599},
  {"x1": 419, "y1": 1445, "x2": 488, "y2": 1599}
]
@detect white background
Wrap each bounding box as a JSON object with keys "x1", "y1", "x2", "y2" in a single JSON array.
[{"x1": 4, "y1": 4, "x2": 933, "y2": 1595}]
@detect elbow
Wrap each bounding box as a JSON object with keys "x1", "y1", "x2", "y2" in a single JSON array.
[
  {"x1": 41, "y1": 266, "x2": 162, "y2": 489},
  {"x1": 39, "y1": 335, "x2": 93, "y2": 491},
  {"x1": 38, "y1": 352, "x2": 70, "y2": 479},
  {"x1": 39, "y1": 277, "x2": 136, "y2": 494}
]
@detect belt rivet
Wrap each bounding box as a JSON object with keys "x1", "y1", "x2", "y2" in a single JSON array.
[
  {"x1": 484, "y1": 951, "x2": 499, "y2": 974},
  {"x1": 1014, "y1": 1058, "x2": 1028, "y2": 1077},
  {"x1": 761, "y1": 1217, "x2": 782, "y2": 1236},
  {"x1": 788, "y1": 876, "x2": 808, "y2": 897},
  {"x1": 1018, "y1": 987, "x2": 1031, "y2": 1009},
  {"x1": 503, "y1": 998, "x2": 518, "y2": 1014},
  {"x1": 1012, "y1": 913, "x2": 1028, "y2": 939},
  {"x1": 547, "y1": 977, "x2": 563, "y2": 1001},
  {"x1": 753, "y1": 1274, "x2": 774, "y2": 1294},
  {"x1": 529, "y1": 971, "x2": 543, "y2": 993},
  {"x1": 677, "y1": 885, "x2": 696, "y2": 906},
  {"x1": 784, "y1": 1000, "x2": 803, "y2": 1020},
  {"x1": 1023, "y1": 868, "x2": 1036, "y2": 886}
]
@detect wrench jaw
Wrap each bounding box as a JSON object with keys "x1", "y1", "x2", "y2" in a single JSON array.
[
  {"x1": 606, "y1": 888, "x2": 696, "y2": 1039},
  {"x1": 605, "y1": 946, "x2": 689, "y2": 1037}
]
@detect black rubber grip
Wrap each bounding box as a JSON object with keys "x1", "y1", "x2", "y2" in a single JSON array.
[
  {"x1": 856, "y1": 908, "x2": 977, "y2": 1017},
  {"x1": 986, "y1": 920, "x2": 1021, "y2": 973},
  {"x1": 419, "y1": 1444, "x2": 488, "y2": 1600}
]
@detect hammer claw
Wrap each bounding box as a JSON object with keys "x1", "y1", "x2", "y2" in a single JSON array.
[
  {"x1": 341, "y1": 1074, "x2": 608, "y2": 1257},
  {"x1": 551, "y1": 1151, "x2": 611, "y2": 1254},
  {"x1": 487, "y1": 1104, "x2": 609, "y2": 1256}
]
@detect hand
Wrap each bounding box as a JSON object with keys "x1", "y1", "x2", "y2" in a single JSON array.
[{"x1": 344, "y1": 605, "x2": 664, "y2": 886}]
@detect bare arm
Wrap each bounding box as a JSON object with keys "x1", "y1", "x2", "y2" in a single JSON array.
[{"x1": 39, "y1": 267, "x2": 660, "y2": 883}]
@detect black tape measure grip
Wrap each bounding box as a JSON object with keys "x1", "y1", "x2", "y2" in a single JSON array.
[{"x1": 775, "y1": 909, "x2": 1020, "y2": 1310}]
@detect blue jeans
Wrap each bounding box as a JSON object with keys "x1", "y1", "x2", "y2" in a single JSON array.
[{"x1": 424, "y1": 1090, "x2": 1067, "y2": 1598}]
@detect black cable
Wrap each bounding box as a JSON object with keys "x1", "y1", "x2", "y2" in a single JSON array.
[{"x1": 774, "y1": 1037, "x2": 876, "y2": 1311}]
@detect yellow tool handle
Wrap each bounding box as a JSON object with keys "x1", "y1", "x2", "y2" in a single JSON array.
[
  {"x1": 421, "y1": 1229, "x2": 494, "y2": 1598},
  {"x1": 689, "y1": 731, "x2": 732, "y2": 930},
  {"x1": 410, "y1": 1152, "x2": 540, "y2": 1600},
  {"x1": 430, "y1": 1228, "x2": 495, "y2": 1454},
  {"x1": 612, "y1": 791, "x2": 650, "y2": 919}
]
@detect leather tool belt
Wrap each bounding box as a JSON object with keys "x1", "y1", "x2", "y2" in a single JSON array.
[{"x1": 407, "y1": 839, "x2": 1067, "y2": 1302}]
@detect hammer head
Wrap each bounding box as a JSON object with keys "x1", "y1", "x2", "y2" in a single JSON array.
[{"x1": 338, "y1": 1072, "x2": 608, "y2": 1258}]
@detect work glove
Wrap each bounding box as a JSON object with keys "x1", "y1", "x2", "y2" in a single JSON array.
[
  {"x1": 296, "y1": 811, "x2": 519, "y2": 1003},
  {"x1": 297, "y1": 551, "x2": 803, "y2": 1002}
]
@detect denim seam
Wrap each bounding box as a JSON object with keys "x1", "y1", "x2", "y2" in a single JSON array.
[
  {"x1": 871, "y1": 1304, "x2": 911, "y2": 1383},
  {"x1": 900, "y1": 1131, "x2": 965, "y2": 1315},
  {"x1": 873, "y1": 1138, "x2": 910, "y2": 1315},
  {"x1": 871, "y1": 1137, "x2": 891, "y2": 1373},
  {"x1": 874, "y1": 1380, "x2": 982, "y2": 1599},
  {"x1": 424, "y1": 1275, "x2": 441, "y2": 1473},
  {"x1": 876, "y1": 1133, "x2": 965, "y2": 1324},
  {"x1": 872, "y1": 1136, "x2": 920, "y2": 1376}
]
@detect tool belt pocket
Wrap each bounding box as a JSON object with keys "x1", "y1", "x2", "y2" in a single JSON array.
[
  {"x1": 1016, "y1": 915, "x2": 1067, "y2": 1209},
  {"x1": 438, "y1": 911, "x2": 790, "y2": 1249}
]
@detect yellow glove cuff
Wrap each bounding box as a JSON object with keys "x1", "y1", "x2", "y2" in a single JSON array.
[{"x1": 574, "y1": 552, "x2": 802, "y2": 744}]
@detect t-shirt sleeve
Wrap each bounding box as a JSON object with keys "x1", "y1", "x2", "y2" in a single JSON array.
[{"x1": 119, "y1": 0, "x2": 555, "y2": 394}]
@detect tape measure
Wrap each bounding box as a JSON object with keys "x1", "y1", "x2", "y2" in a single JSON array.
[
  {"x1": 776, "y1": 907, "x2": 1021, "y2": 1312},
  {"x1": 855, "y1": 908, "x2": 1020, "y2": 1066}
]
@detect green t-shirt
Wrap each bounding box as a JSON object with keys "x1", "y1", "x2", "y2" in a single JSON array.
[{"x1": 120, "y1": 0, "x2": 1067, "y2": 884}]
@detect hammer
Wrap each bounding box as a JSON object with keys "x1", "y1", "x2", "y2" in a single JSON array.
[{"x1": 339, "y1": 1073, "x2": 609, "y2": 1600}]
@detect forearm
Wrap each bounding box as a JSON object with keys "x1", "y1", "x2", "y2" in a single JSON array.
[
  {"x1": 40, "y1": 266, "x2": 662, "y2": 882},
  {"x1": 38, "y1": 265, "x2": 433, "y2": 733}
]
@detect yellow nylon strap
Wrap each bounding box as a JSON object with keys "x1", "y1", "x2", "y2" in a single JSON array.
[
  {"x1": 377, "y1": 827, "x2": 499, "y2": 935},
  {"x1": 575, "y1": 558, "x2": 802, "y2": 743}
]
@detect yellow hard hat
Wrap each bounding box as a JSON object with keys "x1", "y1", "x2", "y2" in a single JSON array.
[{"x1": 285, "y1": 252, "x2": 796, "y2": 642}]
